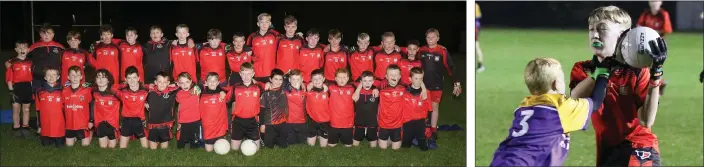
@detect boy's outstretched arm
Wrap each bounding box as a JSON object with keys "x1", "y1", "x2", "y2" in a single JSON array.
[{"x1": 639, "y1": 38, "x2": 667, "y2": 128}]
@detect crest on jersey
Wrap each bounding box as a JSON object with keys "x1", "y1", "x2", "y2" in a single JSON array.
[
  {"x1": 140, "y1": 96, "x2": 144, "y2": 101},
  {"x1": 53, "y1": 48, "x2": 59, "y2": 53},
  {"x1": 434, "y1": 56, "x2": 440, "y2": 62},
  {"x1": 163, "y1": 93, "x2": 170, "y2": 99},
  {"x1": 79, "y1": 96, "x2": 84, "y2": 101},
  {"x1": 618, "y1": 86, "x2": 629, "y2": 95},
  {"x1": 369, "y1": 96, "x2": 376, "y2": 102},
  {"x1": 346, "y1": 90, "x2": 351, "y2": 95},
  {"x1": 133, "y1": 49, "x2": 138, "y2": 54},
  {"x1": 111, "y1": 51, "x2": 115, "y2": 55},
  {"x1": 157, "y1": 44, "x2": 163, "y2": 48},
  {"x1": 253, "y1": 92, "x2": 258, "y2": 96},
  {"x1": 108, "y1": 100, "x2": 113, "y2": 106}
]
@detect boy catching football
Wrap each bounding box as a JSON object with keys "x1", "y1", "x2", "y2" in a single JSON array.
[
  {"x1": 491, "y1": 57, "x2": 609, "y2": 166},
  {"x1": 569, "y1": 6, "x2": 667, "y2": 166}
]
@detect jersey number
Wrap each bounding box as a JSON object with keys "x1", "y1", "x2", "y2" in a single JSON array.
[{"x1": 511, "y1": 110, "x2": 534, "y2": 137}]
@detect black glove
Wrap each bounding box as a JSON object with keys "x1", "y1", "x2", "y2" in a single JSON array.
[
  {"x1": 699, "y1": 70, "x2": 703, "y2": 83},
  {"x1": 648, "y1": 37, "x2": 667, "y2": 81}
]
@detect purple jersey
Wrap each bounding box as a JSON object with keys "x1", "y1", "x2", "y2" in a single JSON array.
[{"x1": 491, "y1": 94, "x2": 592, "y2": 166}]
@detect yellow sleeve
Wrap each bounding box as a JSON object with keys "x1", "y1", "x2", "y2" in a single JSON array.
[
  {"x1": 557, "y1": 97, "x2": 592, "y2": 133},
  {"x1": 475, "y1": 3, "x2": 482, "y2": 18}
]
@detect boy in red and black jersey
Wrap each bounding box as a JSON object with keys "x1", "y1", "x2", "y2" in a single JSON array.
[
  {"x1": 373, "y1": 32, "x2": 403, "y2": 81},
  {"x1": 322, "y1": 29, "x2": 349, "y2": 83},
  {"x1": 276, "y1": 16, "x2": 304, "y2": 74},
  {"x1": 327, "y1": 68, "x2": 355, "y2": 148},
  {"x1": 35, "y1": 68, "x2": 65, "y2": 147},
  {"x1": 349, "y1": 33, "x2": 374, "y2": 82},
  {"x1": 399, "y1": 40, "x2": 423, "y2": 86},
  {"x1": 199, "y1": 72, "x2": 233, "y2": 152},
  {"x1": 119, "y1": 27, "x2": 145, "y2": 83},
  {"x1": 305, "y1": 69, "x2": 330, "y2": 147},
  {"x1": 7, "y1": 41, "x2": 34, "y2": 137},
  {"x1": 92, "y1": 69, "x2": 121, "y2": 149},
  {"x1": 229, "y1": 62, "x2": 264, "y2": 151},
  {"x1": 61, "y1": 32, "x2": 89, "y2": 85},
  {"x1": 637, "y1": 1, "x2": 672, "y2": 37},
  {"x1": 299, "y1": 29, "x2": 325, "y2": 83},
  {"x1": 199, "y1": 29, "x2": 228, "y2": 84},
  {"x1": 145, "y1": 71, "x2": 181, "y2": 150},
  {"x1": 402, "y1": 67, "x2": 431, "y2": 151},
  {"x1": 171, "y1": 24, "x2": 198, "y2": 83},
  {"x1": 247, "y1": 13, "x2": 281, "y2": 81},
  {"x1": 259, "y1": 69, "x2": 289, "y2": 148},
  {"x1": 175, "y1": 72, "x2": 204, "y2": 149},
  {"x1": 62, "y1": 66, "x2": 93, "y2": 147},
  {"x1": 226, "y1": 33, "x2": 253, "y2": 86},
  {"x1": 117, "y1": 66, "x2": 149, "y2": 149},
  {"x1": 27, "y1": 24, "x2": 64, "y2": 91},
  {"x1": 89, "y1": 25, "x2": 122, "y2": 83},
  {"x1": 352, "y1": 71, "x2": 380, "y2": 147},
  {"x1": 377, "y1": 65, "x2": 406, "y2": 150},
  {"x1": 284, "y1": 69, "x2": 307, "y2": 145}
]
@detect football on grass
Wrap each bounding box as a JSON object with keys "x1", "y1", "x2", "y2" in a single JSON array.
[{"x1": 214, "y1": 139, "x2": 230, "y2": 155}]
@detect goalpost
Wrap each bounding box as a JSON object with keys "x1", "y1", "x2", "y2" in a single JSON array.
[{"x1": 30, "y1": 1, "x2": 103, "y2": 43}]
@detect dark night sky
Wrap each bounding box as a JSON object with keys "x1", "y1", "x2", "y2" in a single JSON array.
[{"x1": 0, "y1": 1, "x2": 467, "y2": 51}]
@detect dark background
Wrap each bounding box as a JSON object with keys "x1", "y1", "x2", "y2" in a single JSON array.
[
  {"x1": 0, "y1": 1, "x2": 466, "y2": 52},
  {"x1": 477, "y1": 1, "x2": 682, "y2": 29}
]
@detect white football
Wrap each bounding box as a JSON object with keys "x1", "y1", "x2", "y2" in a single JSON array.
[
  {"x1": 618, "y1": 26, "x2": 660, "y2": 68},
  {"x1": 240, "y1": 139, "x2": 258, "y2": 156},
  {"x1": 214, "y1": 139, "x2": 230, "y2": 155}
]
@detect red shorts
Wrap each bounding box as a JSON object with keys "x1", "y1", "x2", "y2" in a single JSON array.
[{"x1": 429, "y1": 90, "x2": 443, "y2": 103}]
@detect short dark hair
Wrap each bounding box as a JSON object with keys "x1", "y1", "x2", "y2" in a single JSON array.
[
  {"x1": 233, "y1": 32, "x2": 245, "y2": 40},
  {"x1": 270, "y1": 69, "x2": 284, "y2": 78},
  {"x1": 410, "y1": 67, "x2": 424, "y2": 76},
  {"x1": 43, "y1": 67, "x2": 60, "y2": 76},
  {"x1": 95, "y1": 69, "x2": 115, "y2": 87},
  {"x1": 155, "y1": 71, "x2": 171, "y2": 81},
  {"x1": 100, "y1": 24, "x2": 113, "y2": 34},
  {"x1": 240, "y1": 62, "x2": 254, "y2": 71},
  {"x1": 177, "y1": 72, "x2": 193, "y2": 81},
  {"x1": 67, "y1": 31, "x2": 81, "y2": 41},
  {"x1": 328, "y1": 29, "x2": 342, "y2": 40},
  {"x1": 68, "y1": 66, "x2": 83, "y2": 75},
  {"x1": 206, "y1": 72, "x2": 219, "y2": 80},
  {"x1": 386, "y1": 64, "x2": 401, "y2": 72},
  {"x1": 207, "y1": 29, "x2": 222, "y2": 40},
  {"x1": 306, "y1": 28, "x2": 319, "y2": 37},
  {"x1": 284, "y1": 15, "x2": 297, "y2": 25},
  {"x1": 407, "y1": 40, "x2": 420, "y2": 47},
  {"x1": 125, "y1": 66, "x2": 139, "y2": 77},
  {"x1": 15, "y1": 40, "x2": 28, "y2": 48},
  {"x1": 150, "y1": 25, "x2": 162, "y2": 31},
  {"x1": 39, "y1": 23, "x2": 53, "y2": 33},
  {"x1": 125, "y1": 27, "x2": 138, "y2": 35},
  {"x1": 311, "y1": 69, "x2": 324, "y2": 78},
  {"x1": 288, "y1": 69, "x2": 302, "y2": 76},
  {"x1": 360, "y1": 71, "x2": 374, "y2": 79}
]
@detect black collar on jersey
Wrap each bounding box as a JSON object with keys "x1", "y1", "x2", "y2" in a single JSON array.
[
  {"x1": 311, "y1": 87, "x2": 325, "y2": 92},
  {"x1": 40, "y1": 82, "x2": 63, "y2": 92},
  {"x1": 407, "y1": 86, "x2": 422, "y2": 96}
]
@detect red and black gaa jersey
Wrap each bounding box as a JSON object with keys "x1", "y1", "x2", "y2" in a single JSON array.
[
  {"x1": 247, "y1": 29, "x2": 280, "y2": 78},
  {"x1": 176, "y1": 89, "x2": 200, "y2": 123},
  {"x1": 227, "y1": 47, "x2": 253, "y2": 73},
  {"x1": 323, "y1": 47, "x2": 349, "y2": 81},
  {"x1": 117, "y1": 86, "x2": 149, "y2": 120},
  {"x1": 277, "y1": 35, "x2": 304, "y2": 73},
  {"x1": 373, "y1": 50, "x2": 402, "y2": 80},
  {"x1": 62, "y1": 85, "x2": 93, "y2": 130},
  {"x1": 89, "y1": 42, "x2": 121, "y2": 82},
  {"x1": 398, "y1": 58, "x2": 422, "y2": 85},
  {"x1": 118, "y1": 42, "x2": 145, "y2": 82},
  {"x1": 306, "y1": 88, "x2": 330, "y2": 123},
  {"x1": 232, "y1": 83, "x2": 263, "y2": 119},
  {"x1": 5, "y1": 58, "x2": 33, "y2": 84},
  {"x1": 349, "y1": 49, "x2": 375, "y2": 81},
  {"x1": 200, "y1": 86, "x2": 231, "y2": 140},
  {"x1": 328, "y1": 84, "x2": 355, "y2": 128},
  {"x1": 299, "y1": 44, "x2": 325, "y2": 83},
  {"x1": 61, "y1": 48, "x2": 89, "y2": 84},
  {"x1": 36, "y1": 83, "x2": 65, "y2": 137},
  {"x1": 378, "y1": 83, "x2": 406, "y2": 129},
  {"x1": 285, "y1": 86, "x2": 307, "y2": 124},
  {"x1": 171, "y1": 43, "x2": 198, "y2": 82},
  {"x1": 199, "y1": 42, "x2": 227, "y2": 83},
  {"x1": 93, "y1": 87, "x2": 121, "y2": 128}
]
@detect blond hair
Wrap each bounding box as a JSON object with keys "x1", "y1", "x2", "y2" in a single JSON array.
[
  {"x1": 258, "y1": 13, "x2": 272, "y2": 22},
  {"x1": 357, "y1": 33, "x2": 370, "y2": 41},
  {"x1": 524, "y1": 58, "x2": 563, "y2": 95},
  {"x1": 588, "y1": 6, "x2": 632, "y2": 30}
]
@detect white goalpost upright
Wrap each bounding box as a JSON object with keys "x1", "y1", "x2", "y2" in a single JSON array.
[{"x1": 30, "y1": 1, "x2": 103, "y2": 43}]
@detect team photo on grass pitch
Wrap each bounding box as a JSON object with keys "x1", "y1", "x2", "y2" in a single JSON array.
[{"x1": 0, "y1": 1, "x2": 468, "y2": 166}]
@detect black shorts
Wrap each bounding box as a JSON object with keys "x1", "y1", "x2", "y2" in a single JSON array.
[
  {"x1": 121, "y1": 117, "x2": 146, "y2": 138},
  {"x1": 96, "y1": 122, "x2": 117, "y2": 140},
  {"x1": 307, "y1": 121, "x2": 329, "y2": 139},
  {"x1": 378, "y1": 128, "x2": 402, "y2": 142},
  {"x1": 10, "y1": 82, "x2": 32, "y2": 104},
  {"x1": 353, "y1": 126, "x2": 378, "y2": 141},
  {"x1": 231, "y1": 117, "x2": 260, "y2": 141},
  {"x1": 65, "y1": 129, "x2": 89, "y2": 140},
  {"x1": 147, "y1": 126, "x2": 172, "y2": 142},
  {"x1": 177, "y1": 120, "x2": 202, "y2": 143},
  {"x1": 287, "y1": 123, "x2": 308, "y2": 144},
  {"x1": 328, "y1": 127, "x2": 353, "y2": 145},
  {"x1": 263, "y1": 123, "x2": 289, "y2": 148},
  {"x1": 228, "y1": 72, "x2": 243, "y2": 86},
  {"x1": 204, "y1": 136, "x2": 225, "y2": 145},
  {"x1": 402, "y1": 119, "x2": 428, "y2": 148},
  {"x1": 40, "y1": 136, "x2": 65, "y2": 147},
  {"x1": 599, "y1": 140, "x2": 661, "y2": 167}
]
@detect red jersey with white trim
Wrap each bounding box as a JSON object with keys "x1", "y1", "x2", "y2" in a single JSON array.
[
  {"x1": 247, "y1": 29, "x2": 280, "y2": 78},
  {"x1": 373, "y1": 50, "x2": 402, "y2": 80},
  {"x1": 277, "y1": 35, "x2": 304, "y2": 73},
  {"x1": 89, "y1": 42, "x2": 121, "y2": 82},
  {"x1": 378, "y1": 83, "x2": 406, "y2": 129},
  {"x1": 199, "y1": 42, "x2": 227, "y2": 83},
  {"x1": 5, "y1": 58, "x2": 33, "y2": 84},
  {"x1": 93, "y1": 87, "x2": 121, "y2": 128},
  {"x1": 36, "y1": 83, "x2": 65, "y2": 137},
  {"x1": 285, "y1": 86, "x2": 307, "y2": 124},
  {"x1": 328, "y1": 84, "x2": 355, "y2": 128},
  {"x1": 398, "y1": 58, "x2": 422, "y2": 85},
  {"x1": 232, "y1": 83, "x2": 262, "y2": 119},
  {"x1": 118, "y1": 42, "x2": 145, "y2": 82},
  {"x1": 62, "y1": 84, "x2": 93, "y2": 130},
  {"x1": 306, "y1": 88, "x2": 330, "y2": 123},
  {"x1": 200, "y1": 86, "x2": 231, "y2": 140},
  {"x1": 569, "y1": 60, "x2": 657, "y2": 164},
  {"x1": 171, "y1": 43, "x2": 198, "y2": 81},
  {"x1": 299, "y1": 44, "x2": 325, "y2": 83},
  {"x1": 402, "y1": 87, "x2": 432, "y2": 122},
  {"x1": 349, "y1": 49, "x2": 375, "y2": 80},
  {"x1": 226, "y1": 47, "x2": 252, "y2": 73},
  {"x1": 61, "y1": 48, "x2": 89, "y2": 84},
  {"x1": 176, "y1": 89, "x2": 200, "y2": 123},
  {"x1": 323, "y1": 47, "x2": 349, "y2": 81},
  {"x1": 117, "y1": 86, "x2": 149, "y2": 120}
]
